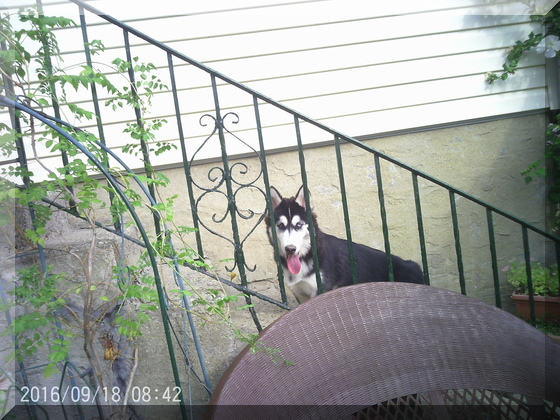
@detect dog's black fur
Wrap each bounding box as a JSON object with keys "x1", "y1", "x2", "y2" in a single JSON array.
[{"x1": 265, "y1": 185, "x2": 424, "y2": 303}]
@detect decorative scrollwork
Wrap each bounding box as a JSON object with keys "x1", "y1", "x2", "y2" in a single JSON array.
[{"x1": 189, "y1": 112, "x2": 267, "y2": 274}]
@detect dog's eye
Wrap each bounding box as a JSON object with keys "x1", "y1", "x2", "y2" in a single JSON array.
[
  {"x1": 277, "y1": 222, "x2": 286, "y2": 231},
  {"x1": 295, "y1": 222, "x2": 304, "y2": 230}
]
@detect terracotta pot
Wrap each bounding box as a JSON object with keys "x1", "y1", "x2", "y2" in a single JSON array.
[{"x1": 511, "y1": 294, "x2": 560, "y2": 323}]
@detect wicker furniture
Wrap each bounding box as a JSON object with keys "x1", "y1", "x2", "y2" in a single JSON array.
[{"x1": 205, "y1": 283, "x2": 560, "y2": 419}]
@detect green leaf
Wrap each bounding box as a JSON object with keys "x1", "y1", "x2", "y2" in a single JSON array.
[
  {"x1": 236, "y1": 304, "x2": 255, "y2": 310},
  {"x1": 44, "y1": 363, "x2": 58, "y2": 378}
]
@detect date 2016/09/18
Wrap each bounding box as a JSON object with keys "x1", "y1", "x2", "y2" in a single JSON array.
[{"x1": 20, "y1": 385, "x2": 182, "y2": 404}]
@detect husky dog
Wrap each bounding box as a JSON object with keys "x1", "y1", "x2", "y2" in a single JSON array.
[{"x1": 265, "y1": 185, "x2": 424, "y2": 304}]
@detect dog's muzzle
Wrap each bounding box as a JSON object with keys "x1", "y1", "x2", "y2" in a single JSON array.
[{"x1": 285, "y1": 245, "x2": 296, "y2": 255}]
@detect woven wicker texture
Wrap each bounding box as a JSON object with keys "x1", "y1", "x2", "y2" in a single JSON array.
[{"x1": 205, "y1": 283, "x2": 560, "y2": 420}]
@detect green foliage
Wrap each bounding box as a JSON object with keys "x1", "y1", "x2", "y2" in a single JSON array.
[
  {"x1": 486, "y1": 32, "x2": 544, "y2": 83},
  {"x1": 0, "y1": 8, "x2": 192, "y2": 382},
  {"x1": 1, "y1": 266, "x2": 72, "y2": 377},
  {"x1": 534, "y1": 319, "x2": 560, "y2": 334},
  {"x1": 191, "y1": 288, "x2": 250, "y2": 316},
  {"x1": 519, "y1": 113, "x2": 560, "y2": 231},
  {"x1": 0, "y1": 7, "x2": 287, "y2": 394},
  {"x1": 503, "y1": 260, "x2": 560, "y2": 296},
  {"x1": 486, "y1": 4, "x2": 560, "y2": 232},
  {"x1": 0, "y1": 123, "x2": 19, "y2": 156},
  {"x1": 486, "y1": 4, "x2": 560, "y2": 83},
  {"x1": 235, "y1": 331, "x2": 295, "y2": 366}
]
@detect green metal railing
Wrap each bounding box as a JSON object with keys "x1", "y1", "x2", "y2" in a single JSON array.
[
  {"x1": 64, "y1": 0, "x2": 560, "y2": 323},
  {"x1": 1, "y1": 95, "x2": 197, "y2": 419},
  {"x1": 2, "y1": 1, "x2": 560, "y2": 418}
]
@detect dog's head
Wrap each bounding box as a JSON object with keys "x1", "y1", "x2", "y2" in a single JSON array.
[{"x1": 265, "y1": 185, "x2": 314, "y2": 275}]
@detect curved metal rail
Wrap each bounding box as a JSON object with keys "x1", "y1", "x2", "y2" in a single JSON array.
[{"x1": 1, "y1": 94, "x2": 210, "y2": 420}]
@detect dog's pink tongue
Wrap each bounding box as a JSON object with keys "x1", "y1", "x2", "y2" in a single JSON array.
[{"x1": 287, "y1": 254, "x2": 301, "y2": 274}]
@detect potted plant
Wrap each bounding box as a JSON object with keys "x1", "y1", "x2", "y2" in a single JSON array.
[{"x1": 503, "y1": 261, "x2": 560, "y2": 324}]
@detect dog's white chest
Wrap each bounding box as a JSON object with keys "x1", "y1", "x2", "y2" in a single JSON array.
[{"x1": 283, "y1": 266, "x2": 321, "y2": 304}]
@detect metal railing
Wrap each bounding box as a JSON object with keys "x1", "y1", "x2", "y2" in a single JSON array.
[
  {"x1": 2, "y1": 0, "x2": 559, "y2": 417},
  {"x1": 64, "y1": 0, "x2": 559, "y2": 316}
]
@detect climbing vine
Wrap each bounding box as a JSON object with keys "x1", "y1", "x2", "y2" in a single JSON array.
[
  {"x1": 487, "y1": 4, "x2": 560, "y2": 232},
  {"x1": 0, "y1": 7, "x2": 288, "y2": 418},
  {"x1": 486, "y1": 5, "x2": 560, "y2": 83}
]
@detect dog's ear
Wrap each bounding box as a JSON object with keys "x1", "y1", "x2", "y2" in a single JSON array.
[
  {"x1": 269, "y1": 186, "x2": 283, "y2": 209},
  {"x1": 295, "y1": 185, "x2": 310, "y2": 209}
]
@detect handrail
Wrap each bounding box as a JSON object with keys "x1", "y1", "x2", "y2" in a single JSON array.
[
  {"x1": 68, "y1": 0, "x2": 558, "y2": 243},
  {"x1": 67, "y1": 0, "x2": 560, "y2": 326}
]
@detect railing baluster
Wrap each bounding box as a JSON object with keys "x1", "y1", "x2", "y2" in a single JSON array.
[
  {"x1": 449, "y1": 191, "x2": 466, "y2": 294},
  {"x1": 167, "y1": 54, "x2": 213, "y2": 393},
  {"x1": 334, "y1": 135, "x2": 358, "y2": 284},
  {"x1": 122, "y1": 29, "x2": 161, "y2": 237},
  {"x1": 254, "y1": 97, "x2": 288, "y2": 304},
  {"x1": 36, "y1": 0, "x2": 77, "y2": 213},
  {"x1": 374, "y1": 154, "x2": 394, "y2": 281},
  {"x1": 486, "y1": 209, "x2": 502, "y2": 308},
  {"x1": 294, "y1": 117, "x2": 323, "y2": 295},
  {"x1": 522, "y1": 226, "x2": 536, "y2": 325},
  {"x1": 210, "y1": 75, "x2": 262, "y2": 331},
  {"x1": 78, "y1": 9, "x2": 106, "y2": 153},
  {"x1": 412, "y1": 173, "x2": 430, "y2": 285},
  {"x1": 167, "y1": 52, "x2": 205, "y2": 259},
  {"x1": 556, "y1": 240, "x2": 560, "y2": 298},
  {"x1": 79, "y1": 7, "x2": 122, "y2": 233}
]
